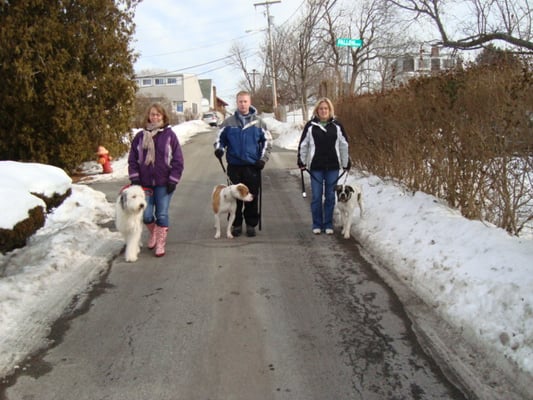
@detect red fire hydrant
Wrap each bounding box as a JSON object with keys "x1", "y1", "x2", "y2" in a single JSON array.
[{"x1": 96, "y1": 146, "x2": 113, "y2": 174}]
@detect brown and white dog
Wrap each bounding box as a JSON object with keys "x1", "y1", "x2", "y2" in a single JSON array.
[
  {"x1": 334, "y1": 184, "x2": 364, "y2": 239},
  {"x1": 212, "y1": 183, "x2": 253, "y2": 239}
]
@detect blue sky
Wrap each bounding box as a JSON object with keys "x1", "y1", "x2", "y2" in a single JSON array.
[{"x1": 132, "y1": 0, "x2": 305, "y2": 104}]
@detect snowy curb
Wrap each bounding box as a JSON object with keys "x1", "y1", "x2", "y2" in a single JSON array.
[
  {"x1": 348, "y1": 174, "x2": 533, "y2": 399},
  {"x1": 0, "y1": 185, "x2": 123, "y2": 378}
]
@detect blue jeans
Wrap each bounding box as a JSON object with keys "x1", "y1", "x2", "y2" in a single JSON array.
[
  {"x1": 143, "y1": 185, "x2": 174, "y2": 227},
  {"x1": 309, "y1": 169, "x2": 339, "y2": 231}
]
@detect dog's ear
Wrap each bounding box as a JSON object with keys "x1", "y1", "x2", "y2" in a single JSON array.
[
  {"x1": 348, "y1": 186, "x2": 355, "y2": 193},
  {"x1": 120, "y1": 191, "x2": 127, "y2": 210},
  {"x1": 334, "y1": 185, "x2": 341, "y2": 192},
  {"x1": 236, "y1": 184, "x2": 250, "y2": 198}
]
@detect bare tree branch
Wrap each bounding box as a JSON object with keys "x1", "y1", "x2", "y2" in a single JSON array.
[
  {"x1": 228, "y1": 42, "x2": 255, "y2": 92},
  {"x1": 386, "y1": 0, "x2": 533, "y2": 52}
]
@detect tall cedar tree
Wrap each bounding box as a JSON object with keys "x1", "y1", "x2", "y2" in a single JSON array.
[{"x1": 0, "y1": 0, "x2": 140, "y2": 172}]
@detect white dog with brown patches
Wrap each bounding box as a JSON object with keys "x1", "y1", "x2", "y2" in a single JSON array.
[
  {"x1": 334, "y1": 184, "x2": 364, "y2": 239},
  {"x1": 212, "y1": 183, "x2": 253, "y2": 239}
]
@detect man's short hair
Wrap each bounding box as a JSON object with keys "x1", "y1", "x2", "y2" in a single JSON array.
[{"x1": 236, "y1": 90, "x2": 251, "y2": 99}]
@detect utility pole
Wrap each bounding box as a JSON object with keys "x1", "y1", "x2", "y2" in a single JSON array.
[{"x1": 254, "y1": 0, "x2": 280, "y2": 110}]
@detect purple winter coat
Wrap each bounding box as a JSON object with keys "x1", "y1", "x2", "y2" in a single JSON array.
[{"x1": 128, "y1": 125, "x2": 184, "y2": 187}]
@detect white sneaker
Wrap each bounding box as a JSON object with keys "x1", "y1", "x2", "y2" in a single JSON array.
[
  {"x1": 312, "y1": 228, "x2": 321, "y2": 235},
  {"x1": 325, "y1": 228, "x2": 334, "y2": 235}
]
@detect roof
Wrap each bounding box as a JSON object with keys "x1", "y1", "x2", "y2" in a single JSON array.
[{"x1": 216, "y1": 96, "x2": 228, "y2": 107}]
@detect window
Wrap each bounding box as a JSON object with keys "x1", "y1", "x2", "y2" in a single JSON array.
[
  {"x1": 442, "y1": 58, "x2": 455, "y2": 69},
  {"x1": 167, "y1": 77, "x2": 177, "y2": 85},
  {"x1": 141, "y1": 78, "x2": 152, "y2": 86},
  {"x1": 155, "y1": 78, "x2": 165, "y2": 85},
  {"x1": 418, "y1": 58, "x2": 430, "y2": 70},
  {"x1": 402, "y1": 57, "x2": 414, "y2": 72}
]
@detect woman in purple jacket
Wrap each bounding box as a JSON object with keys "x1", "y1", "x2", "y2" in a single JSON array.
[{"x1": 128, "y1": 103, "x2": 184, "y2": 257}]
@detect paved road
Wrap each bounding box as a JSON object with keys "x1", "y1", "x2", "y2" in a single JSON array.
[{"x1": 2, "y1": 128, "x2": 466, "y2": 399}]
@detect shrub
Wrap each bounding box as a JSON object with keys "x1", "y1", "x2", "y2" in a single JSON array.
[
  {"x1": 32, "y1": 188, "x2": 72, "y2": 212},
  {"x1": 337, "y1": 59, "x2": 533, "y2": 235},
  {"x1": 0, "y1": 206, "x2": 46, "y2": 254},
  {"x1": 0, "y1": 188, "x2": 72, "y2": 254}
]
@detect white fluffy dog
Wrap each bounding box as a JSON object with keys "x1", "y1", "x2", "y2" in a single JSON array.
[
  {"x1": 334, "y1": 184, "x2": 364, "y2": 239},
  {"x1": 115, "y1": 185, "x2": 147, "y2": 262},
  {"x1": 212, "y1": 183, "x2": 253, "y2": 239}
]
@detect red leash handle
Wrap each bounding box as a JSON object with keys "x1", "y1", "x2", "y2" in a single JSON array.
[{"x1": 119, "y1": 184, "x2": 153, "y2": 196}]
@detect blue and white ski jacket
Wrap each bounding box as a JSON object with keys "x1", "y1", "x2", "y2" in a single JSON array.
[{"x1": 214, "y1": 106, "x2": 272, "y2": 166}]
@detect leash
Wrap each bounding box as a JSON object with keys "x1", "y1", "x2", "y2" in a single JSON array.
[
  {"x1": 119, "y1": 183, "x2": 153, "y2": 196},
  {"x1": 217, "y1": 157, "x2": 226, "y2": 174},
  {"x1": 335, "y1": 169, "x2": 348, "y2": 185},
  {"x1": 341, "y1": 169, "x2": 349, "y2": 185},
  {"x1": 216, "y1": 158, "x2": 232, "y2": 222},
  {"x1": 217, "y1": 157, "x2": 232, "y2": 185},
  {"x1": 334, "y1": 155, "x2": 353, "y2": 184},
  {"x1": 300, "y1": 167, "x2": 349, "y2": 200},
  {"x1": 303, "y1": 168, "x2": 321, "y2": 185},
  {"x1": 303, "y1": 168, "x2": 347, "y2": 185},
  {"x1": 217, "y1": 153, "x2": 263, "y2": 230}
]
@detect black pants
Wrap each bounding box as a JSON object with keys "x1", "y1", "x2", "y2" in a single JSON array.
[{"x1": 227, "y1": 164, "x2": 261, "y2": 227}]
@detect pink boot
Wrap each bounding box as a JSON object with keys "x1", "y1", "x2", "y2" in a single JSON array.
[
  {"x1": 146, "y1": 223, "x2": 157, "y2": 249},
  {"x1": 154, "y1": 226, "x2": 168, "y2": 257}
]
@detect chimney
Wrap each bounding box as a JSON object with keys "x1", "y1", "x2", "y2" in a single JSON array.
[{"x1": 431, "y1": 46, "x2": 439, "y2": 57}]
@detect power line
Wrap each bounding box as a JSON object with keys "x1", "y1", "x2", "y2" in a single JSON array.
[
  {"x1": 136, "y1": 56, "x2": 233, "y2": 77},
  {"x1": 278, "y1": 0, "x2": 305, "y2": 26},
  {"x1": 138, "y1": 31, "x2": 264, "y2": 59},
  {"x1": 136, "y1": 48, "x2": 257, "y2": 77}
]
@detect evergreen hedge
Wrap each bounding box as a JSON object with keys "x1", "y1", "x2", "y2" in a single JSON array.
[{"x1": 0, "y1": 0, "x2": 139, "y2": 173}]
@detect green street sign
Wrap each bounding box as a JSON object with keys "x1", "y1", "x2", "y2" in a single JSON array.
[{"x1": 336, "y1": 38, "x2": 363, "y2": 47}]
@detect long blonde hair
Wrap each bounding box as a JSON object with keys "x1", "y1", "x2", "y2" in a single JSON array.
[{"x1": 312, "y1": 97, "x2": 335, "y2": 120}]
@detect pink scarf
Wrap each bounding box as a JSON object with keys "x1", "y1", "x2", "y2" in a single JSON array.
[{"x1": 142, "y1": 122, "x2": 164, "y2": 165}]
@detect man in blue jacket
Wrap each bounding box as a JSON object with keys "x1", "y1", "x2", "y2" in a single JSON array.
[{"x1": 214, "y1": 90, "x2": 272, "y2": 237}]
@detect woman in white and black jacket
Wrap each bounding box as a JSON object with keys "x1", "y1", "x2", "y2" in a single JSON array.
[{"x1": 297, "y1": 97, "x2": 350, "y2": 235}]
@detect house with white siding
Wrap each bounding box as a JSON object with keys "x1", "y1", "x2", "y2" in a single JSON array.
[
  {"x1": 134, "y1": 72, "x2": 205, "y2": 117},
  {"x1": 391, "y1": 46, "x2": 460, "y2": 86}
]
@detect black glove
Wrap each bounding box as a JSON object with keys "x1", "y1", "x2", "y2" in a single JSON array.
[
  {"x1": 131, "y1": 180, "x2": 141, "y2": 186},
  {"x1": 167, "y1": 183, "x2": 177, "y2": 194},
  {"x1": 255, "y1": 159, "x2": 265, "y2": 170},
  {"x1": 344, "y1": 159, "x2": 352, "y2": 171},
  {"x1": 214, "y1": 148, "x2": 224, "y2": 159},
  {"x1": 297, "y1": 159, "x2": 306, "y2": 170}
]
